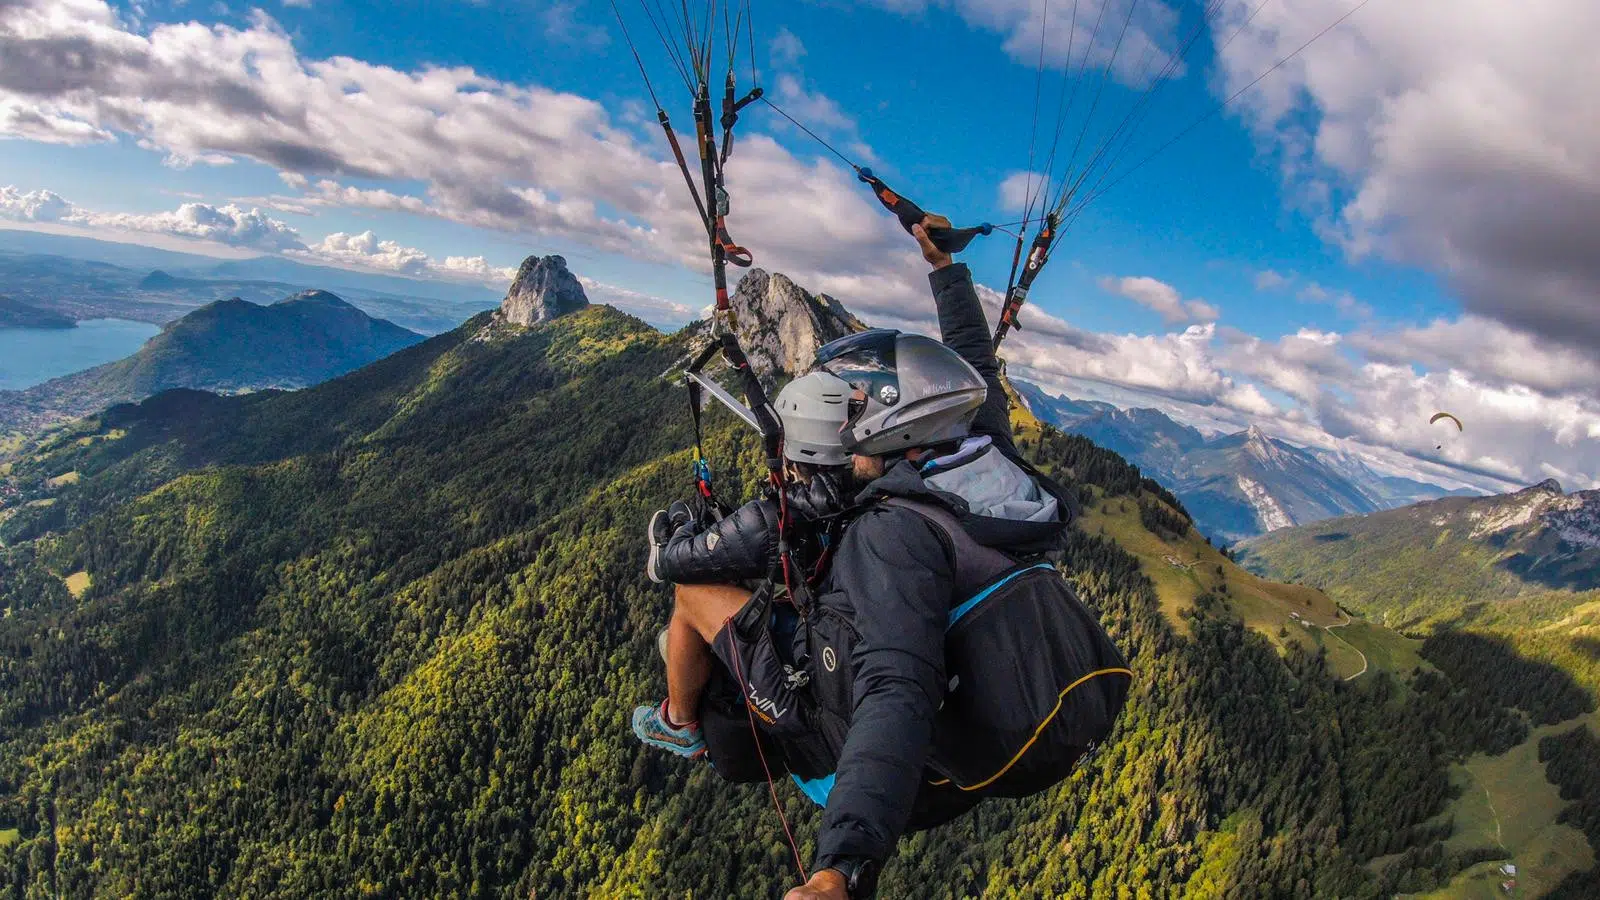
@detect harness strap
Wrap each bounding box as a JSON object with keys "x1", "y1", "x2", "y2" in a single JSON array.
[{"x1": 878, "y1": 498, "x2": 1016, "y2": 597}]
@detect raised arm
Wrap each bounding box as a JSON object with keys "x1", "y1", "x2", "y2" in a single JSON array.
[{"x1": 913, "y1": 219, "x2": 1016, "y2": 456}]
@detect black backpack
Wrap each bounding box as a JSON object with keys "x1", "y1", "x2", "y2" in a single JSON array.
[{"x1": 879, "y1": 498, "x2": 1132, "y2": 798}]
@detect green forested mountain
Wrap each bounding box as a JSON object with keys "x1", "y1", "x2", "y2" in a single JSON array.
[
  {"x1": 1239, "y1": 479, "x2": 1600, "y2": 631},
  {"x1": 0, "y1": 278, "x2": 1596, "y2": 898},
  {"x1": 0, "y1": 291, "x2": 422, "y2": 437},
  {"x1": 0, "y1": 297, "x2": 74, "y2": 330}
]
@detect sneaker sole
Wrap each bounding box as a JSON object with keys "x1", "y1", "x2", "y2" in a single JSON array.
[{"x1": 646, "y1": 509, "x2": 669, "y2": 584}]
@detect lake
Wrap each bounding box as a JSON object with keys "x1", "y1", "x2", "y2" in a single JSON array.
[{"x1": 0, "y1": 318, "x2": 160, "y2": 390}]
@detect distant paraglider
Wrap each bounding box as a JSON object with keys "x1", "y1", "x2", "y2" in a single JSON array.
[{"x1": 1430, "y1": 412, "x2": 1463, "y2": 449}]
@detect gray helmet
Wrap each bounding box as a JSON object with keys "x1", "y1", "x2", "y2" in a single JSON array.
[
  {"x1": 812, "y1": 329, "x2": 986, "y2": 457},
  {"x1": 775, "y1": 371, "x2": 852, "y2": 466}
]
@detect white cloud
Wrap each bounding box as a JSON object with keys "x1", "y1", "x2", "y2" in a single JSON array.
[
  {"x1": 1008, "y1": 307, "x2": 1599, "y2": 491},
  {"x1": 1215, "y1": 0, "x2": 1600, "y2": 349},
  {"x1": 293, "y1": 229, "x2": 523, "y2": 287},
  {"x1": 0, "y1": 0, "x2": 926, "y2": 316},
  {"x1": 302, "y1": 230, "x2": 430, "y2": 275},
  {"x1": 1253, "y1": 269, "x2": 1289, "y2": 291},
  {"x1": 1098, "y1": 274, "x2": 1218, "y2": 324},
  {"x1": 999, "y1": 170, "x2": 1050, "y2": 212},
  {"x1": 1352, "y1": 315, "x2": 1600, "y2": 399},
  {"x1": 6, "y1": 185, "x2": 305, "y2": 251},
  {"x1": 0, "y1": 99, "x2": 113, "y2": 144},
  {"x1": 577, "y1": 276, "x2": 696, "y2": 327},
  {"x1": 770, "y1": 27, "x2": 806, "y2": 67},
  {"x1": 440, "y1": 255, "x2": 518, "y2": 284},
  {"x1": 0, "y1": 185, "x2": 71, "y2": 221},
  {"x1": 866, "y1": 0, "x2": 1185, "y2": 85},
  {"x1": 80, "y1": 202, "x2": 305, "y2": 251}
]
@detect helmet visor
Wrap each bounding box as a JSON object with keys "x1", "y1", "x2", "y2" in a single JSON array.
[{"x1": 813, "y1": 329, "x2": 900, "y2": 434}]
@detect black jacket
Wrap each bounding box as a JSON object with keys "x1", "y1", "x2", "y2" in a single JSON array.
[
  {"x1": 813, "y1": 264, "x2": 1072, "y2": 870},
  {"x1": 654, "y1": 474, "x2": 846, "y2": 585}
]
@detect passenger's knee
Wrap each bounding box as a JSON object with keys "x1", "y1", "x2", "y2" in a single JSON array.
[{"x1": 672, "y1": 583, "x2": 750, "y2": 641}]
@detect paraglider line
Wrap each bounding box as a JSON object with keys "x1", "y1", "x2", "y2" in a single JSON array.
[
  {"x1": 1066, "y1": 0, "x2": 1378, "y2": 221},
  {"x1": 760, "y1": 95, "x2": 861, "y2": 171},
  {"x1": 727, "y1": 612, "x2": 810, "y2": 885}
]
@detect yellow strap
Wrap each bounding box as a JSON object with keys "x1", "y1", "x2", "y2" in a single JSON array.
[{"x1": 928, "y1": 667, "x2": 1134, "y2": 792}]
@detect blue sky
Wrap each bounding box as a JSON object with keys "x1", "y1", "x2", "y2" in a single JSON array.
[{"x1": 2, "y1": 0, "x2": 1597, "y2": 491}]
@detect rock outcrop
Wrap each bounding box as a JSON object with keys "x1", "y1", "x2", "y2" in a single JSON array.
[
  {"x1": 703, "y1": 269, "x2": 865, "y2": 378},
  {"x1": 500, "y1": 255, "x2": 589, "y2": 326}
]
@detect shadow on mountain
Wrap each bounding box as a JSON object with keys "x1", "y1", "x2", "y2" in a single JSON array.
[
  {"x1": 1314, "y1": 532, "x2": 1350, "y2": 543},
  {"x1": 1494, "y1": 550, "x2": 1600, "y2": 593},
  {"x1": 1422, "y1": 630, "x2": 1595, "y2": 726},
  {"x1": 1573, "y1": 636, "x2": 1600, "y2": 662}
]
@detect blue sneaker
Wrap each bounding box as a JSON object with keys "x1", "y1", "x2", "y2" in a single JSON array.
[{"x1": 632, "y1": 700, "x2": 706, "y2": 759}]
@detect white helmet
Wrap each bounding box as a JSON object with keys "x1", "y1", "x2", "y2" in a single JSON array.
[{"x1": 775, "y1": 371, "x2": 852, "y2": 466}]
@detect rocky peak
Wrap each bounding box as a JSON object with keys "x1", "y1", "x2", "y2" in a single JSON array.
[
  {"x1": 1242, "y1": 424, "x2": 1290, "y2": 467},
  {"x1": 500, "y1": 255, "x2": 589, "y2": 326},
  {"x1": 276, "y1": 289, "x2": 352, "y2": 309},
  {"x1": 704, "y1": 269, "x2": 865, "y2": 378},
  {"x1": 1521, "y1": 478, "x2": 1564, "y2": 495}
]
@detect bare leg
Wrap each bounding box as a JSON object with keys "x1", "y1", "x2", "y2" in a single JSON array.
[{"x1": 666, "y1": 583, "x2": 751, "y2": 725}]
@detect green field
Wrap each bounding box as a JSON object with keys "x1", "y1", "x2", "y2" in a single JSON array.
[
  {"x1": 1412, "y1": 713, "x2": 1600, "y2": 899},
  {"x1": 1079, "y1": 492, "x2": 1378, "y2": 679},
  {"x1": 1333, "y1": 620, "x2": 1431, "y2": 678}
]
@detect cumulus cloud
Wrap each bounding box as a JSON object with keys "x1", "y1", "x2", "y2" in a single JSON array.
[
  {"x1": 0, "y1": 185, "x2": 71, "y2": 221},
  {"x1": 4, "y1": 184, "x2": 304, "y2": 251},
  {"x1": 1098, "y1": 274, "x2": 1219, "y2": 323},
  {"x1": 1007, "y1": 307, "x2": 1599, "y2": 491},
  {"x1": 302, "y1": 230, "x2": 430, "y2": 275},
  {"x1": 867, "y1": 0, "x2": 1185, "y2": 85},
  {"x1": 1215, "y1": 0, "x2": 1600, "y2": 350},
  {"x1": 292, "y1": 229, "x2": 524, "y2": 286},
  {"x1": 0, "y1": 0, "x2": 927, "y2": 320},
  {"x1": 87, "y1": 202, "x2": 305, "y2": 250},
  {"x1": 770, "y1": 27, "x2": 806, "y2": 67}
]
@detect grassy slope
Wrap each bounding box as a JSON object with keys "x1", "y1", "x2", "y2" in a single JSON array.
[
  {"x1": 1076, "y1": 492, "x2": 1390, "y2": 680},
  {"x1": 1413, "y1": 712, "x2": 1600, "y2": 899}
]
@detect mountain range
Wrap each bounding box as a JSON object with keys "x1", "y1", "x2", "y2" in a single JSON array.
[
  {"x1": 1013, "y1": 379, "x2": 1475, "y2": 543},
  {"x1": 0, "y1": 290, "x2": 421, "y2": 437},
  {"x1": 2, "y1": 261, "x2": 1597, "y2": 897},
  {"x1": 1240, "y1": 478, "x2": 1600, "y2": 629},
  {"x1": 0, "y1": 230, "x2": 500, "y2": 335}
]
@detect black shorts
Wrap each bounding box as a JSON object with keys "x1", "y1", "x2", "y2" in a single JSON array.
[
  {"x1": 698, "y1": 585, "x2": 806, "y2": 783},
  {"x1": 709, "y1": 586, "x2": 809, "y2": 739}
]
